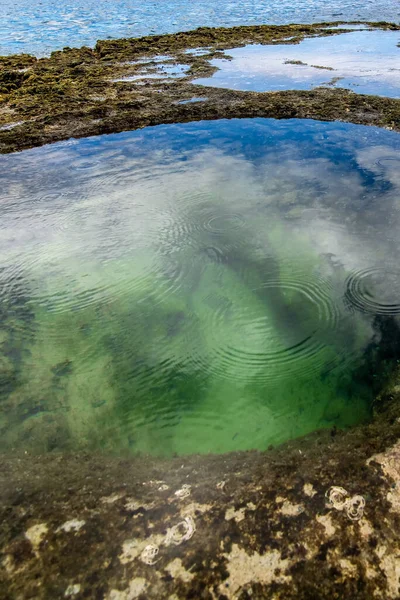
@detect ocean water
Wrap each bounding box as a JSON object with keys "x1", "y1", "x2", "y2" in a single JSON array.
[
  {"x1": 1, "y1": 118, "x2": 400, "y2": 457},
  {"x1": 0, "y1": 0, "x2": 399, "y2": 57},
  {"x1": 193, "y1": 30, "x2": 400, "y2": 98}
]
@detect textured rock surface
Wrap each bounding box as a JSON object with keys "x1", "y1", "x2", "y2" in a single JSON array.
[
  {"x1": 2, "y1": 379, "x2": 400, "y2": 599},
  {"x1": 2, "y1": 21, "x2": 400, "y2": 600}
]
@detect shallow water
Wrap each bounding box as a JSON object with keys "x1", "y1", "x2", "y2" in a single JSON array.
[
  {"x1": 193, "y1": 30, "x2": 400, "y2": 97},
  {"x1": 112, "y1": 63, "x2": 190, "y2": 83},
  {"x1": 1, "y1": 118, "x2": 400, "y2": 456},
  {"x1": 175, "y1": 97, "x2": 208, "y2": 105},
  {"x1": 1, "y1": 0, "x2": 399, "y2": 57}
]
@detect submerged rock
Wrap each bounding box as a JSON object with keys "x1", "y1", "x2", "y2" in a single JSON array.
[
  {"x1": 1, "y1": 21, "x2": 400, "y2": 599},
  {"x1": 2, "y1": 381, "x2": 400, "y2": 598}
]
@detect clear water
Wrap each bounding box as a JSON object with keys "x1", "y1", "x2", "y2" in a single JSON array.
[
  {"x1": 112, "y1": 63, "x2": 190, "y2": 83},
  {"x1": 1, "y1": 0, "x2": 399, "y2": 57},
  {"x1": 1, "y1": 118, "x2": 400, "y2": 457},
  {"x1": 176, "y1": 97, "x2": 208, "y2": 105},
  {"x1": 193, "y1": 30, "x2": 400, "y2": 98}
]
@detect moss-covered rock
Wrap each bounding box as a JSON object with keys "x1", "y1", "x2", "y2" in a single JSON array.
[
  {"x1": 2, "y1": 383, "x2": 400, "y2": 599},
  {"x1": 0, "y1": 22, "x2": 399, "y2": 154}
]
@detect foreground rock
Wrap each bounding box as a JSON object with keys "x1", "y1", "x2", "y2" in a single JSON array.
[{"x1": 2, "y1": 379, "x2": 400, "y2": 599}]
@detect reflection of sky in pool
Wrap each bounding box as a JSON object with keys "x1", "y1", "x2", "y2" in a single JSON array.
[
  {"x1": 113, "y1": 63, "x2": 190, "y2": 83},
  {"x1": 175, "y1": 97, "x2": 208, "y2": 104},
  {"x1": 1, "y1": 0, "x2": 399, "y2": 57},
  {"x1": 193, "y1": 30, "x2": 400, "y2": 97},
  {"x1": 1, "y1": 118, "x2": 400, "y2": 457}
]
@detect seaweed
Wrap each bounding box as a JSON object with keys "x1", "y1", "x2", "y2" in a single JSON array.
[{"x1": 0, "y1": 21, "x2": 399, "y2": 154}]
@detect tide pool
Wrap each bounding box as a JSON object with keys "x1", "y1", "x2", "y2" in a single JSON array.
[{"x1": 1, "y1": 118, "x2": 400, "y2": 456}]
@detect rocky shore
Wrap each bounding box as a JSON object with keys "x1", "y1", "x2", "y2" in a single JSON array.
[
  {"x1": 0, "y1": 22, "x2": 399, "y2": 154},
  {"x1": 2, "y1": 22, "x2": 400, "y2": 599},
  {"x1": 2, "y1": 373, "x2": 400, "y2": 598}
]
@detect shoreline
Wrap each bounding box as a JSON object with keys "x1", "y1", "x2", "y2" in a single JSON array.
[
  {"x1": 2, "y1": 22, "x2": 400, "y2": 599},
  {"x1": 0, "y1": 21, "x2": 399, "y2": 154}
]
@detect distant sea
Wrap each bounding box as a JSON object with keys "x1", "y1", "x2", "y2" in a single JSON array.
[{"x1": 0, "y1": 0, "x2": 399, "y2": 57}]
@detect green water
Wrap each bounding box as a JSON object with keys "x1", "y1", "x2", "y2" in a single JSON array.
[{"x1": 1, "y1": 118, "x2": 400, "y2": 456}]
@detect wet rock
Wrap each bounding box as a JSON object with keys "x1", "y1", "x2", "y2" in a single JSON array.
[
  {"x1": 0, "y1": 22, "x2": 399, "y2": 154},
  {"x1": 2, "y1": 378, "x2": 400, "y2": 598}
]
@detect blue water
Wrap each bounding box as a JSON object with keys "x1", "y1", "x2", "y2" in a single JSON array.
[
  {"x1": 193, "y1": 30, "x2": 400, "y2": 98},
  {"x1": 1, "y1": 118, "x2": 400, "y2": 455},
  {"x1": 0, "y1": 0, "x2": 399, "y2": 57}
]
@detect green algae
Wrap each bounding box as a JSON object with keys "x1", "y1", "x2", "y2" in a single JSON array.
[
  {"x1": 1, "y1": 24, "x2": 400, "y2": 599},
  {"x1": 3, "y1": 113, "x2": 400, "y2": 456},
  {"x1": 3, "y1": 369, "x2": 400, "y2": 599},
  {"x1": 0, "y1": 232, "x2": 375, "y2": 456}
]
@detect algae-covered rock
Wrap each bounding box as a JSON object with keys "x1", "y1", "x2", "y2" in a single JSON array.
[
  {"x1": 0, "y1": 22, "x2": 399, "y2": 154},
  {"x1": 2, "y1": 389, "x2": 400, "y2": 599}
]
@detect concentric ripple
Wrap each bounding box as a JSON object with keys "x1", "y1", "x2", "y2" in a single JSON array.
[
  {"x1": 375, "y1": 156, "x2": 400, "y2": 169},
  {"x1": 2, "y1": 117, "x2": 399, "y2": 456},
  {"x1": 345, "y1": 268, "x2": 400, "y2": 315},
  {"x1": 204, "y1": 213, "x2": 246, "y2": 234},
  {"x1": 189, "y1": 273, "x2": 343, "y2": 384}
]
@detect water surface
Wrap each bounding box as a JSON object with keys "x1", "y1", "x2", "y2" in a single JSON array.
[
  {"x1": 1, "y1": 118, "x2": 400, "y2": 456},
  {"x1": 1, "y1": 0, "x2": 399, "y2": 57},
  {"x1": 193, "y1": 30, "x2": 400, "y2": 97},
  {"x1": 113, "y1": 63, "x2": 190, "y2": 83}
]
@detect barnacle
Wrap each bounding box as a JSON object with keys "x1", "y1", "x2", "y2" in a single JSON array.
[
  {"x1": 174, "y1": 484, "x2": 191, "y2": 499},
  {"x1": 325, "y1": 486, "x2": 349, "y2": 511},
  {"x1": 165, "y1": 516, "x2": 196, "y2": 546},
  {"x1": 325, "y1": 486, "x2": 365, "y2": 521},
  {"x1": 345, "y1": 495, "x2": 366, "y2": 521},
  {"x1": 140, "y1": 544, "x2": 160, "y2": 565}
]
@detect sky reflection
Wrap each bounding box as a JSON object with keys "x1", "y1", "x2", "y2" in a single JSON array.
[{"x1": 193, "y1": 30, "x2": 400, "y2": 97}]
